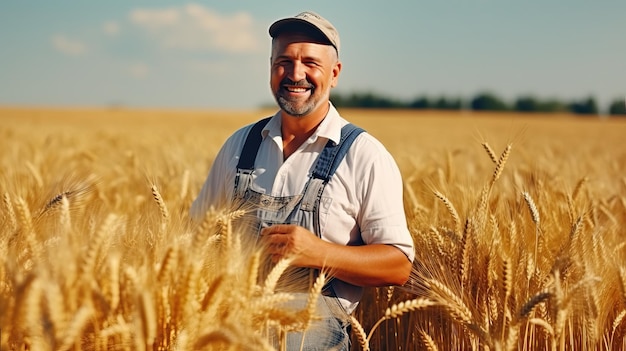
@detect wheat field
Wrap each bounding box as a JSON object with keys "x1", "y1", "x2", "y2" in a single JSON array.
[{"x1": 1, "y1": 107, "x2": 625, "y2": 350}]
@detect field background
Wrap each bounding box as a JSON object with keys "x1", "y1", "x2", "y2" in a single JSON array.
[{"x1": 1, "y1": 107, "x2": 625, "y2": 350}]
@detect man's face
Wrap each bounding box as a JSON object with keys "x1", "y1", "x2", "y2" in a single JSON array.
[{"x1": 270, "y1": 32, "x2": 341, "y2": 117}]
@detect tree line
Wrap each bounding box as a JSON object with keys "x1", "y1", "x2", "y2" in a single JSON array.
[{"x1": 330, "y1": 91, "x2": 626, "y2": 116}]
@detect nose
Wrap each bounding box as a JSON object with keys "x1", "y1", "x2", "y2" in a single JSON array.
[{"x1": 288, "y1": 61, "x2": 306, "y2": 82}]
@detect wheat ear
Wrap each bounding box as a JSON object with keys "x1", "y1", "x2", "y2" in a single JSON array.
[
  {"x1": 262, "y1": 256, "x2": 294, "y2": 294},
  {"x1": 519, "y1": 292, "x2": 552, "y2": 319},
  {"x1": 59, "y1": 194, "x2": 71, "y2": 233},
  {"x1": 57, "y1": 306, "x2": 94, "y2": 351},
  {"x1": 425, "y1": 278, "x2": 473, "y2": 326},
  {"x1": 365, "y1": 298, "x2": 436, "y2": 344},
  {"x1": 419, "y1": 329, "x2": 439, "y2": 351},
  {"x1": 200, "y1": 275, "x2": 225, "y2": 312},
  {"x1": 3, "y1": 192, "x2": 17, "y2": 231},
  {"x1": 612, "y1": 310, "x2": 626, "y2": 338},
  {"x1": 151, "y1": 184, "x2": 169, "y2": 220},
  {"x1": 156, "y1": 245, "x2": 178, "y2": 283},
  {"x1": 482, "y1": 142, "x2": 499, "y2": 164},
  {"x1": 522, "y1": 192, "x2": 540, "y2": 225},
  {"x1": 349, "y1": 315, "x2": 370, "y2": 351},
  {"x1": 79, "y1": 213, "x2": 117, "y2": 279},
  {"x1": 529, "y1": 317, "x2": 554, "y2": 335},
  {"x1": 490, "y1": 143, "x2": 512, "y2": 186},
  {"x1": 434, "y1": 190, "x2": 461, "y2": 234}
]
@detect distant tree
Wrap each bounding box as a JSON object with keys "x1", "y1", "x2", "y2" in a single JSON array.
[
  {"x1": 514, "y1": 96, "x2": 567, "y2": 113},
  {"x1": 568, "y1": 96, "x2": 598, "y2": 115},
  {"x1": 536, "y1": 99, "x2": 568, "y2": 113},
  {"x1": 608, "y1": 98, "x2": 626, "y2": 115},
  {"x1": 331, "y1": 92, "x2": 403, "y2": 108},
  {"x1": 330, "y1": 92, "x2": 346, "y2": 107},
  {"x1": 433, "y1": 96, "x2": 463, "y2": 110},
  {"x1": 514, "y1": 96, "x2": 539, "y2": 112},
  {"x1": 409, "y1": 96, "x2": 431, "y2": 109},
  {"x1": 470, "y1": 92, "x2": 509, "y2": 111}
]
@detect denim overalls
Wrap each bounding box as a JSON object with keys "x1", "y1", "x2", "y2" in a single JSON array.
[{"x1": 232, "y1": 117, "x2": 364, "y2": 350}]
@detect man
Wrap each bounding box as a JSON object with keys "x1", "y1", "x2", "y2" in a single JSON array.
[{"x1": 190, "y1": 11, "x2": 414, "y2": 350}]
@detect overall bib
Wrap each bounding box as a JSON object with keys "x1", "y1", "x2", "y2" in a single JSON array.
[{"x1": 232, "y1": 117, "x2": 364, "y2": 350}]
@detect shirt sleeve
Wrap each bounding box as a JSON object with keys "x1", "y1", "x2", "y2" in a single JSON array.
[
  {"x1": 355, "y1": 136, "x2": 415, "y2": 262},
  {"x1": 189, "y1": 126, "x2": 250, "y2": 223}
]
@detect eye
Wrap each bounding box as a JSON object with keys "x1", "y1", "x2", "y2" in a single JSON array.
[
  {"x1": 303, "y1": 60, "x2": 320, "y2": 67},
  {"x1": 275, "y1": 59, "x2": 292, "y2": 67}
]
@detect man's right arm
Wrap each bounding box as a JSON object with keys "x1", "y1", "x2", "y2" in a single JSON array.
[{"x1": 189, "y1": 128, "x2": 250, "y2": 223}]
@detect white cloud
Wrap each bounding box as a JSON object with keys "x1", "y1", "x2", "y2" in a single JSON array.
[
  {"x1": 129, "y1": 4, "x2": 260, "y2": 53},
  {"x1": 51, "y1": 35, "x2": 86, "y2": 56},
  {"x1": 103, "y1": 21, "x2": 120, "y2": 36},
  {"x1": 129, "y1": 63, "x2": 150, "y2": 78},
  {"x1": 130, "y1": 7, "x2": 180, "y2": 27}
]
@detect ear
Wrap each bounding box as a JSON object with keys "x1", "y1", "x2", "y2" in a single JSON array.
[{"x1": 330, "y1": 60, "x2": 342, "y2": 88}]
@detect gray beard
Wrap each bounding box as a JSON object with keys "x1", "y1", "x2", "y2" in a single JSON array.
[{"x1": 275, "y1": 95, "x2": 315, "y2": 117}]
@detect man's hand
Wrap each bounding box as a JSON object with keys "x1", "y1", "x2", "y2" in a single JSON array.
[
  {"x1": 259, "y1": 224, "x2": 412, "y2": 287},
  {"x1": 260, "y1": 224, "x2": 320, "y2": 266}
]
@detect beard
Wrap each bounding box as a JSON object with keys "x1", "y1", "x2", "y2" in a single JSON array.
[{"x1": 274, "y1": 78, "x2": 323, "y2": 117}]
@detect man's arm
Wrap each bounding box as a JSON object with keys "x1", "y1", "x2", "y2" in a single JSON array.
[{"x1": 260, "y1": 224, "x2": 412, "y2": 287}]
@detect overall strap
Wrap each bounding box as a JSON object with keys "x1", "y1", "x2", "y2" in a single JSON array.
[
  {"x1": 236, "y1": 117, "x2": 272, "y2": 170},
  {"x1": 234, "y1": 117, "x2": 272, "y2": 199},
  {"x1": 312, "y1": 123, "x2": 365, "y2": 182},
  {"x1": 301, "y1": 124, "x2": 365, "y2": 212}
]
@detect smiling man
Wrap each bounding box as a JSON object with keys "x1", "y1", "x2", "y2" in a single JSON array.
[{"x1": 190, "y1": 11, "x2": 415, "y2": 350}]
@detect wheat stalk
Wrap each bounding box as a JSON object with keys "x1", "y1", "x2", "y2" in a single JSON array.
[
  {"x1": 459, "y1": 218, "x2": 472, "y2": 289},
  {"x1": 137, "y1": 290, "x2": 157, "y2": 350},
  {"x1": 180, "y1": 169, "x2": 190, "y2": 200}
]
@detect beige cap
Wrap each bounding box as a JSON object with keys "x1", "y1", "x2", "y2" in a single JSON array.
[{"x1": 269, "y1": 11, "x2": 340, "y2": 53}]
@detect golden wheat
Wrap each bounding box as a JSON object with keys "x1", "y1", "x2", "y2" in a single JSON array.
[{"x1": 2, "y1": 107, "x2": 626, "y2": 350}]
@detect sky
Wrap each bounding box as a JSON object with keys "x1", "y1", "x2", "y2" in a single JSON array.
[{"x1": 1, "y1": 1, "x2": 624, "y2": 111}]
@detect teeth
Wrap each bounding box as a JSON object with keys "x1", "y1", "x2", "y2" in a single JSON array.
[{"x1": 288, "y1": 87, "x2": 308, "y2": 93}]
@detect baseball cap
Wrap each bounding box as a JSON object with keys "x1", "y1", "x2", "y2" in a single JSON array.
[{"x1": 269, "y1": 11, "x2": 340, "y2": 53}]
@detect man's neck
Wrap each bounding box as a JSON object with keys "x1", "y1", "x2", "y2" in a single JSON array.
[{"x1": 280, "y1": 103, "x2": 330, "y2": 159}]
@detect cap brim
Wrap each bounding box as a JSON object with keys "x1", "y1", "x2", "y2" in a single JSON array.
[{"x1": 269, "y1": 18, "x2": 335, "y2": 48}]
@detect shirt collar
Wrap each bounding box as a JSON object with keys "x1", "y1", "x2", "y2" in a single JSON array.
[{"x1": 262, "y1": 102, "x2": 342, "y2": 145}]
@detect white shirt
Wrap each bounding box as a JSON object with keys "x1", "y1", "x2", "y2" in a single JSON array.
[{"x1": 190, "y1": 104, "x2": 415, "y2": 262}]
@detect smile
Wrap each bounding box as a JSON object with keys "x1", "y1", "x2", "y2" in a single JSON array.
[{"x1": 286, "y1": 87, "x2": 309, "y2": 93}]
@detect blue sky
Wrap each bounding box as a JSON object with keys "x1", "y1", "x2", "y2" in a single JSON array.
[{"x1": 1, "y1": 1, "x2": 624, "y2": 110}]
